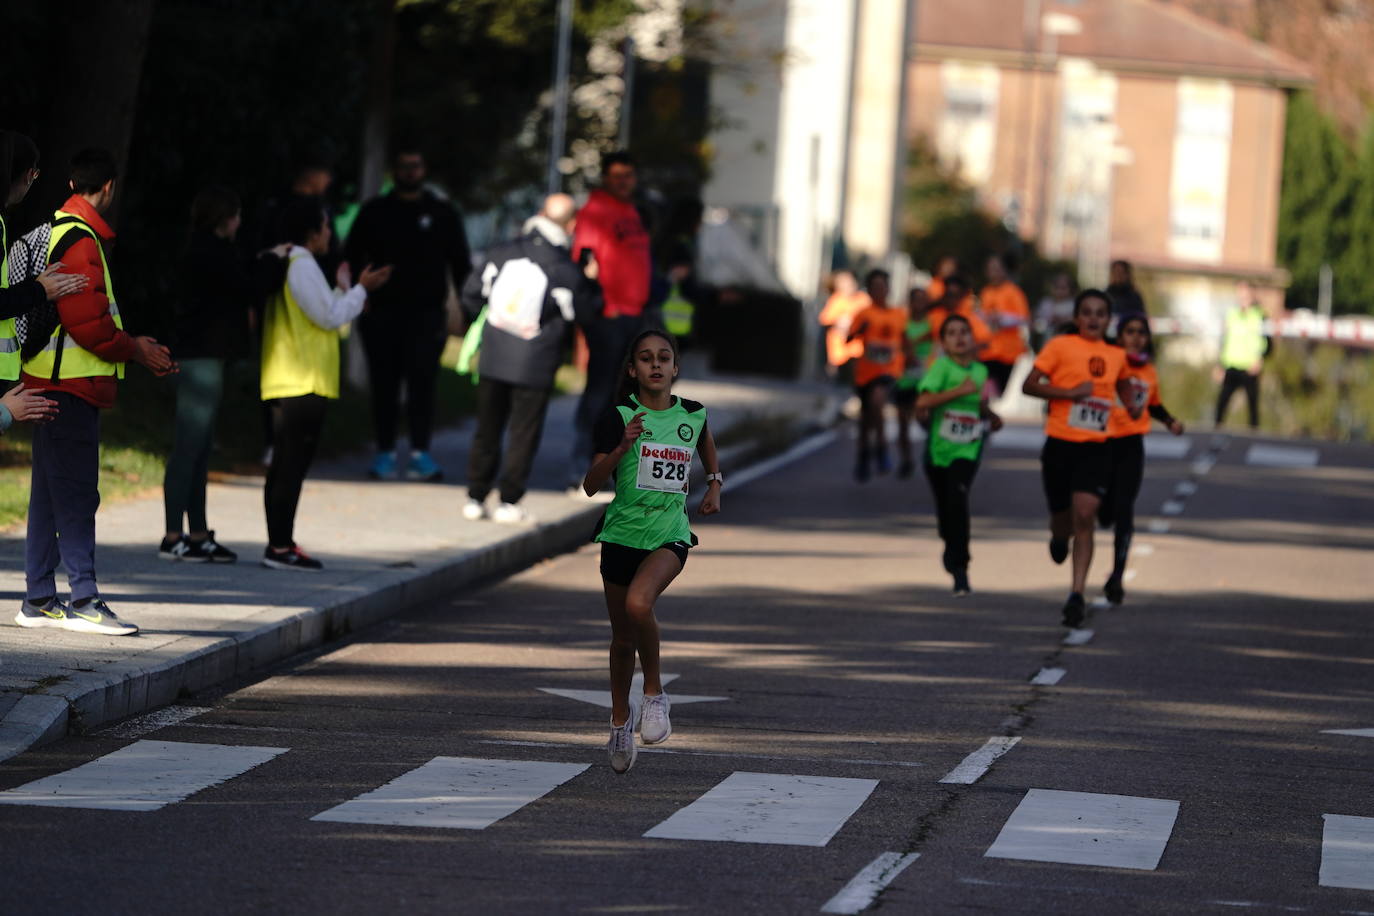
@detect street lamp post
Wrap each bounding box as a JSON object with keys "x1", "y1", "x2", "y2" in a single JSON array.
[{"x1": 547, "y1": 0, "x2": 574, "y2": 195}]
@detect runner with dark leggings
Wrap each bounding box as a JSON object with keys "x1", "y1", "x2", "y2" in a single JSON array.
[{"x1": 1099, "y1": 314, "x2": 1184, "y2": 605}]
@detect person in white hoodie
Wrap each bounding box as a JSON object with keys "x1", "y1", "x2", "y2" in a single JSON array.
[
  {"x1": 259, "y1": 198, "x2": 390, "y2": 570},
  {"x1": 459, "y1": 193, "x2": 601, "y2": 523}
]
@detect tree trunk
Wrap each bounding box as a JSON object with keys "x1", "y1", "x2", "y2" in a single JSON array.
[{"x1": 358, "y1": 0, "x2": 399, "y2": 201}]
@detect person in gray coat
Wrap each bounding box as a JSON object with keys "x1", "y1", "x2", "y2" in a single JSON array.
[{"x1": 459, "y1": 194, "x2": 600, "y2": 522}]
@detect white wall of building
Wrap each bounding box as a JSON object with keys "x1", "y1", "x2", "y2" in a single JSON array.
[{"x1": 704, "y1": 0, "x2": 858, "y2": 301}]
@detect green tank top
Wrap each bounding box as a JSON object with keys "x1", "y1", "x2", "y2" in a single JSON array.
[
  {"x1": 594, "y1": 394, "x2": 708, "y2": 550},
  {"x1": 918, "y1": 356, "x2": 989, "y2": 467}
]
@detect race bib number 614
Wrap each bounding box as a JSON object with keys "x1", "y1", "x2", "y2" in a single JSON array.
[{"x1": 636, "y1": 442, "x2": 694, "y2": 493}]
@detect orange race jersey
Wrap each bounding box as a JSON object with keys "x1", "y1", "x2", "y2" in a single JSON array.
[
  {"x1": 978, "y1": 281, "x2": 1030, "y2": 364},
  {"x1": 1032, "y1": 334, "x2": 1128, "y2": 443},
  {"x1": 1109, "y1": 359, "x2": 1161, "y2": 438},
  {"x1": 851, "y1": 304, "x2": 907, "y2": 386},
  {"x1": 819, "y1": 291, "x2": 870, "y2": 367}
]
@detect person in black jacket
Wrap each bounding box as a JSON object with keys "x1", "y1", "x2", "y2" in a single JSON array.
[
  {"x1": 0, "y1": 131, "x2": 88, "y2": 347},
  {"x1": 459, "y1": 193, "x2": 600, "y2": 523},
  {"x1": 1106, "y1": 260, "x2": 1148, "y2": 318},
  {"x1": 346, "y1": 147, "x2": 470, "y2": 482},
  {"x1": 159, "y1": 186, "x2": 283, "y2": 564}
]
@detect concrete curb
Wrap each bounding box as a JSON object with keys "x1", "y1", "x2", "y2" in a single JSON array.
[{"x1": 0, "y1": 414, "x2": 837, "y2": 764}]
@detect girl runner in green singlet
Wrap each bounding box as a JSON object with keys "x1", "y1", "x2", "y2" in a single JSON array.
[
  {"x1": 582, "y1": 329, "x2": 722, "y2": 773},
  {"x1": 916, "y1": 314, "x2": 1002, "y2": 596}
]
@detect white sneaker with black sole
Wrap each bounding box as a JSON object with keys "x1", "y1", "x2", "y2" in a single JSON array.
[
  {"x1": 608, "y1": 698, "x2": 640, "y2": 774},
  {"x1": 461, "y1": 498, "x2": 488, "y2": 521}
]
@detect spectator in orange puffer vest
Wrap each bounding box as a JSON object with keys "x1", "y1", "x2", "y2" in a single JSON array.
[{"x1": 568, "y1": 150, "x2": 653, "y2": 486}]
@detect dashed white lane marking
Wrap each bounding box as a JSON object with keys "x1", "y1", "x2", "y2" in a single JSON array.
[
  {"x1": 1191, "y1": 456, "x2": 1217, "y2": 476},
  {"x1": 728, "y1": 429, "x2": 839, "y2": 492},
  {"x1": 985, "y1": 788, "x2": 1180, "y2": 870},
  {"x1": 1323, "y1": 728, "x2": 1374, "y2": 738},
  {"x1": 820, "y1": 852, "x2": 920, "y2": 914},
  {"x1": 476, "y1": 739, "x2": 927, "y2": 769},
  {"x1": 643, "y1": 771, "x2": 878, "y2": 847},
  {"x1": 99, "y1": 706, "x2": 212, "y2": 740},
  {"x1": 538, "y1": 672, "x2": 729, "y2": 709},
  {"x1": 1174, "y1": 481, "x2": 1198, "y2": 497},
  {"x1": 1062, "y1": 628, "x2": 1094, "y2": 646},
  {"x1": 1135, "y1": 543, "x2": 1155, "y2": 557},
  {"x1": 1148, "y1": 519, "x2": 1171, "y2": 534},
  {"x1": 1144, "y1": 436, "x2": 1193, "y2": 459},
  {"x1": 0, "y1": 740, "x2": 286, "y2": 811},
  {"x1": 1245, "y1": 444, "x2": 1319, "y2": 468},
  {"x1": 1161, "y1": 500, "x2": 1185, "y2": 516},
  {"x1": 311, "y1": 757, "x2": 589, "y2": 830},
  {"x1": 939, "y1": 737, "x2": 1021, "y2": 785},
  {"x1": 1031, "y1": 668, "x2": 1066, "y2": 686},
  {"x1": 1124, "y1": 569, "x2": 1139, "y2": 583},
  {"x1": 1321, "y1": 814, "x2": 1374, "y2": 890}
]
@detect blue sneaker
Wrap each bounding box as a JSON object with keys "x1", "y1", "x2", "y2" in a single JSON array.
[
  {"x1": 367, "y1": 452, "x2": 397, "y2": 480},
  {"x1": 406, "y1": 451, "x2": 443, "y2": 482}
]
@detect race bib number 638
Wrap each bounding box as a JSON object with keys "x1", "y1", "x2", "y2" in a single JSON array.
[{"x1": 636, "y1": 442, "x2": 694, "y2": 493}]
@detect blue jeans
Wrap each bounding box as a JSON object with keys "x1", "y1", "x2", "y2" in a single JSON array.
[{"x1": 26, "y1": 392, "x2": 101, "y2": 602}]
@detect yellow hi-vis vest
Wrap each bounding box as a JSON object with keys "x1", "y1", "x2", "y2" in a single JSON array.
[
  {"x1": 23, "y1": 212, "x2": 124, "y2": 381},
  {"x1": 661, "y1": 283, "x2": 695, "y2": 337},
  {"x1": 1221, "y1": 306, "x2": 1265, "y2": 370},
  {"x1": 260, "y1": 254, "x2": 341, "y2": 400},
  {"x1": 0, "y1": 213, "x2": 19, "y2": 381}
]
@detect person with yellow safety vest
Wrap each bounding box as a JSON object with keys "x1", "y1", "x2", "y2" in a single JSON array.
[
  {"x1": 16, "y1": 148, "x2": 176, "y2": 637},
  {"x1": 1213, "y1": 281, "x2": 1269, "y2": 430},
  {"x1": 260, "y1": 197, "x2": 391, "y2": 571}
]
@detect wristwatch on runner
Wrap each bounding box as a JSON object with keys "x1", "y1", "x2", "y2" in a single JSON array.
[{"x1": 706, "y1": 472, "x2": 724, "y2": 486}]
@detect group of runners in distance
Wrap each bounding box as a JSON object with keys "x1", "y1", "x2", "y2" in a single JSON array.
[
  {"x1": 583, "y1": 257, "x2": 1183, "y2": 773},
  {"x1": 825, "y1": 256, "x2": 1184, "y2": 627}
]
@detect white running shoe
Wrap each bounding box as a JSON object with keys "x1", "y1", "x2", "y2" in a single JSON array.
[
  {"x1": 461, "y1": 498, "x2": 488, "y2": 521},
  {"x1": 608, "y1": 699, "x2": 639, "y2": 774},
  {"x1": 491, "y1": 502, "x2": 531, "y2": 524},
  {"x1": 640, "y1": 692, "x2": 672, "y2": 745}
]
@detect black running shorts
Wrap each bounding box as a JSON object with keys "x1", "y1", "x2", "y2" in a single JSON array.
[
  {"x1": 599, "y1": 540, "x2": 691, "y2": 587},
  {"x1": 1040, "y1": 436, "x2": 1111, "y2": 513}
]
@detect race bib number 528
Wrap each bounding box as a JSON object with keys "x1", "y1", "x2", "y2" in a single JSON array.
[{"x1": 636, "y1": 442, "x2": 694, "y2": 493}]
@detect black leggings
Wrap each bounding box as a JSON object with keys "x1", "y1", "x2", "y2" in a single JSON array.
[
  {"x1": 1099, "y1": 434, "x2": 1144, "y2": 582},
  {"x1": 923, "y1": 457, "x2": 980, "y2": 574},
  {"x1": 359, "y1": 310, "x2": 447, "y2": 452},
  {"x1": 264, "y1": 395, "x2": 328, "y2": 548},
  {"x1": 1214, "y1": 367, "x2": 1259, "y2": 428}
]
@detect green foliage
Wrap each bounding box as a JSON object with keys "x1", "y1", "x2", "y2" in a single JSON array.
[{"x1": 1276, "y1": 92, "x2": 1374, "y2": 316}]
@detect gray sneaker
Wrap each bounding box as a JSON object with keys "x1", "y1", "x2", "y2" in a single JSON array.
[
  {"x1": 15, "y1": 597, "x2": 70, "y2": 629},
  {"x1": 640, "y1": 692, "x2": 672, "y2": 745},
  {"x1": 608, "y1": 699, "x2": 640, "y2": 774},
  {"x1": 62, "y1": 599, "x2": 139, "y2": 636}
]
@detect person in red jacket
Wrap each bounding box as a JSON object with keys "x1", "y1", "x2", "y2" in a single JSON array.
[
  {"x1": 15, "y1": 148, "x2": 175, "y2": 637},
  {"x1": 568, "y1": 151, "x2": 652, "y2": 487}
]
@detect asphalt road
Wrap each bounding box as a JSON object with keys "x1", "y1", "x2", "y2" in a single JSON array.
[{"x1": 1, "y1": 427, "x2": 1371, "y2": 915}]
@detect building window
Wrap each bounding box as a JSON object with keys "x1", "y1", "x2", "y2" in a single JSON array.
[
  {"x1": 1168, "y1": 78, "x2": 1233, "y2": 264},
  {"x1": 937, "y1": 61, "x2": 1000, "y2": 186}
]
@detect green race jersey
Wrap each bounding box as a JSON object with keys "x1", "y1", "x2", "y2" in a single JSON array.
[
  {"x1": 895, "y1": 319, "x2": 933, "y2": 390},
  {"x1": 593, "y1": 394, "x2": 708, "y2": 550},
  {"x1": 918, "y1": 356, "x2": 988, "y2": 467}
]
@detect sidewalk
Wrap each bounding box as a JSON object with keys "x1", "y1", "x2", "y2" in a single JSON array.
[{"x1": 0, "y1": 367, "x2": 838, "y2": 761}]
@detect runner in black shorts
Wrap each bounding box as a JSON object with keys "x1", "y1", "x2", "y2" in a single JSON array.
[{"x1": 1022, "y1": 290, "x2": 1141, "y2": 627}]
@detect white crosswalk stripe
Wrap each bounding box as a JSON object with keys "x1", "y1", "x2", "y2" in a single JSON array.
[
  {"x1": 0, "y1": 740, "x2": 286, "y2": 811},
  {"x1": 643, "y1": 771, "x2": 879, "y2": 846},
  {"x1": 1320, "y1": 814, "x2": 1374, "y2": 890},
  {"x1": 311, "y1": 756, "x2": 589, "y2": 830},
  {"x1": 1245, "y1": 444, "x2": 1319, "y2": 468},
  {"x1": 985, "y1": 788, "x2": 1180, "y2": 870}
]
